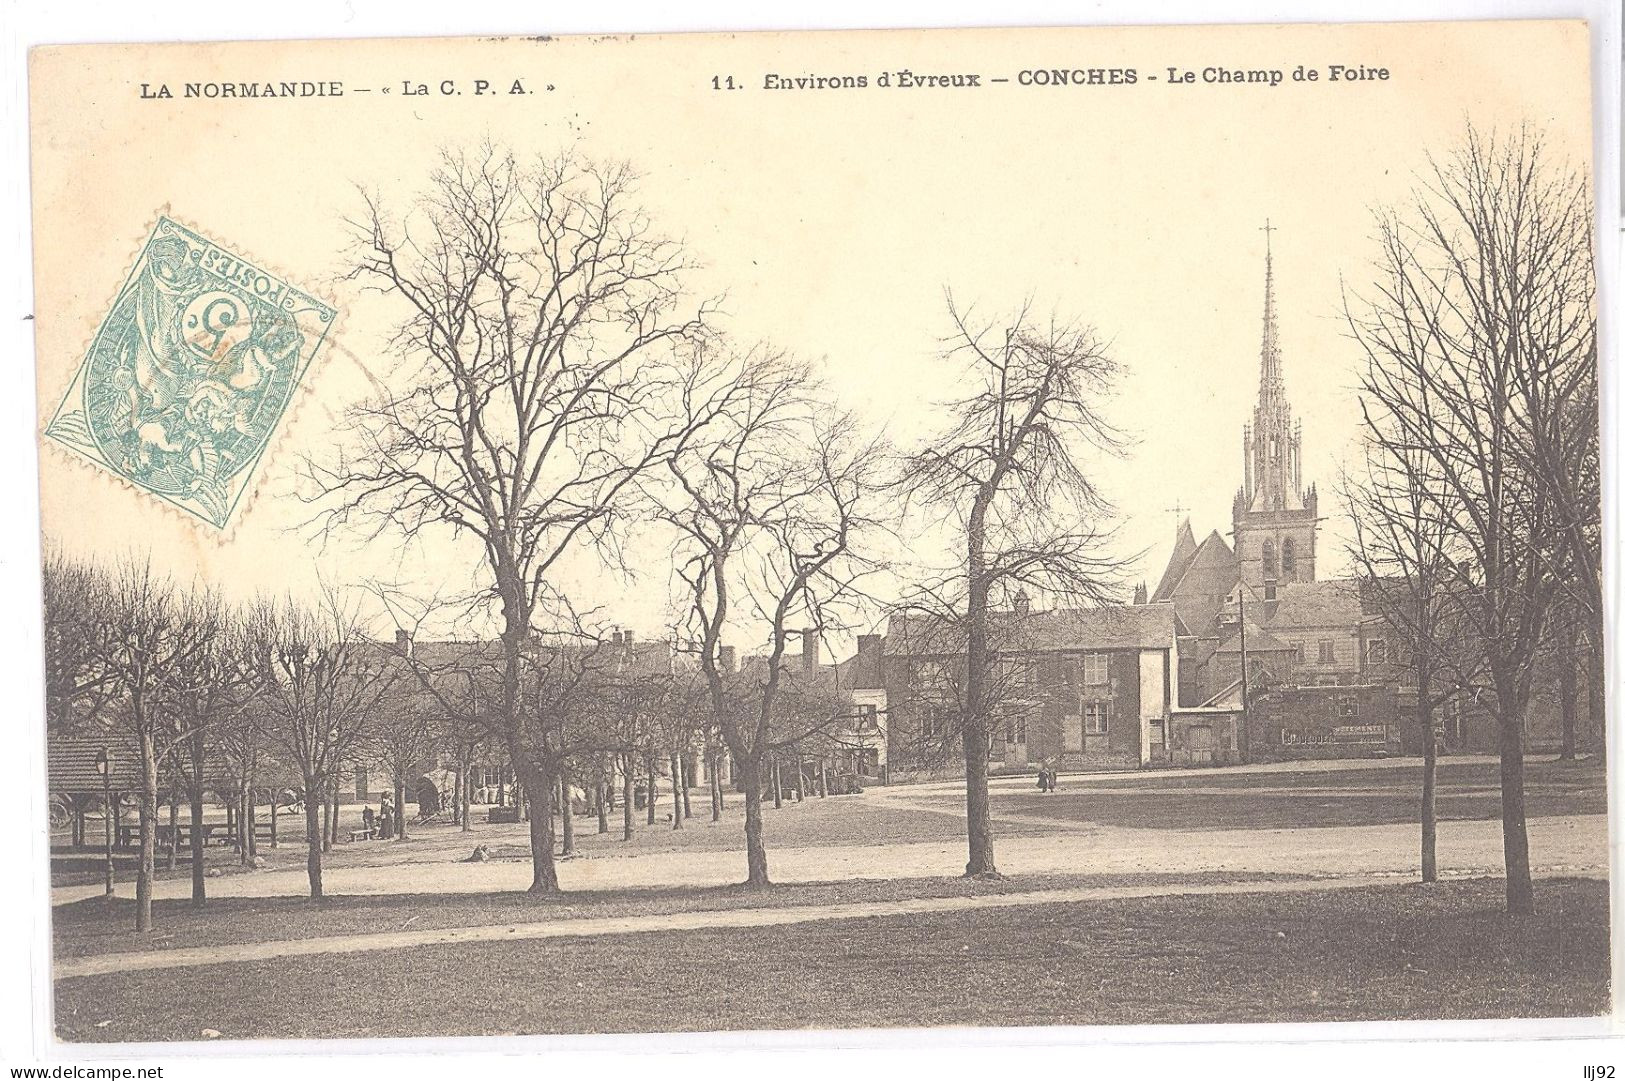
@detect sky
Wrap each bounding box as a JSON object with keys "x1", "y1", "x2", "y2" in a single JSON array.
[{"x1": 29, "y1": 20, "x2": 1595, "y2": 657}]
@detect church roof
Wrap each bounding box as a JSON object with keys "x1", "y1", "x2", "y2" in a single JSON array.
[{"x1": 1150, "y1": 518, "x2": 1199, "y2": 602}]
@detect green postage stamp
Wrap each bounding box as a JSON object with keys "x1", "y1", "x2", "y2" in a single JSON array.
[{"x1": 43, "y1": 217, "x2": 335, "y2": 529}]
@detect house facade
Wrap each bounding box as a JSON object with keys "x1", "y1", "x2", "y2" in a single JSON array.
[{"x1": 875, "y1": 598, "x2": 1179, "y2": 773}]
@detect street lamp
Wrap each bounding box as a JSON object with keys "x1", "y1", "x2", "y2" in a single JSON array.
[{"x1": 93, "y1": 747, "x2": 113, "y2": 898}]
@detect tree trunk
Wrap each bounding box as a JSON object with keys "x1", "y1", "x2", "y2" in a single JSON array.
[
  {"x1": 461, "y1": 754, "x2": 473, "y2": 831},
  {"x1": 645, "y1": 755, "x2": 657, "y2": 825},
  {"x1": 523, "y1": 760, "x2": 560, "y2": 894},
  {"x1": 742, "y1": 759, "x2": 769, "y2": 886},
  {"x1": 166, "y1": 799, "x2": 179, "y2": 872},
  {"x1": 270, "y1": 795, "x2": 278, "y2": 848},
  {"x1": 621, "y1": 755, "x2": 635, "y2": 842},
  {"x1": 558, "y1": 767, "x2": 575, "y2": 856},
  {"x1": 246, "y1": 789, "x2": 258, "y2": 859},
  {"x1": 772, "y1": 759, "x2": 783, "y2": 809},
  {"x1": 1559, "y1": 621, "x2": 1579, "y2": 761},
  {"x1": 1497, "y1": 692, "x2": 1535, "y2": 915},
  {"x1": 670, "y1": 754, "x2": 683, "y2": 830},
  {"x1": 303, "y1": 782, "x2": 324, "y2": 900},
  {"x1": 189, "y1": 784, "x2": 206, "y2": 906},
  {"x1": 794, "y1": 753, "x2": 804, "y2": 802},
  {"x1": 961, "y1": 501, "x2": 1000, "y2": 879},
  {"x1": 394, "y1": 776, "x2": 408, "y2": 842},
  {"x1": 1588, "y1": 632, "x2": 1605, "y2": 756},
  {"x1": 710, "y1": 751, "x2": 723, "y2": 822},
  {"x1": 319, "y1": 791, "x2": 332, "y2": 853},
  {"x1": 135, "y1": 730, "x2": 158, "y2": 932},
  {"x1": 1418, "y1": 668, "x2": 1437, "y2": 884},
  {"x1": 681, "y1": 757, "x2": 693, "y2": 819},
  {"x1": 596, "y1": 780, "x2": 609, "y2": 834}
]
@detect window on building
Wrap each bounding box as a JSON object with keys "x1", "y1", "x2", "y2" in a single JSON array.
[
  {"x1": 856, "y1": 704, "x2": 878, "y2": 731},
  {"x1": 1082, "y1": 652, "x2": 1109, "y2": 685},
  {"x1": 1366, "y1": 638, "x2": 1388, "y2": 665},
  {"x1": 1281, "y1": 537, "x2": 1296, "y2": 578},
  {"x1": 1396, "y1": 639, "x2": 1413, "y2": 667},
  {"x1": 1262, "y1": 539, "x2": 1277, "y2": 578},
  {"x1": 1338, "y1": 698, "x2": 1360, "y2": 719},
  {"x1": 1292, "y1": 643, "x2": 1305, "y2": 664},
  {"x1": 1318, "y1": 640, "x2": 1336, "y2": 664},
  {"x1": 1083, "y1": 701, "x2": 1109, "y2": 735},
  {"x1": 1004, "y1": 713, "x2": 1028, "y2": 744},
  {"x1": 923, "y1": 704, "x2": 953, "y2": 738}
]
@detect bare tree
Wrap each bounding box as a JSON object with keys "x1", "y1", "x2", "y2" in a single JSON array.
[
  {"x1": 1341, "y1": 449, "x2": 1477, "y2": 883},
  {"x1": 169, "y1": 593, "x2": 259, "y2": 903},
  {"x1": 89, "y1": 559, "x2": 211, "y2": 931},
  {"x1": 309, "y1": 146, "x2": 712, "y2": 894},
  {"x1": 42, "y1": 550, "x2": 116, "y2": 733},
  {"x1": 900, "y1": 297, "x2": 1128, "y2": 878},
  {"x1": 1343, "y1": 124, "x2": 1592, "y2": 914},
  {"x1": 660, "y1": 352, "x2": 885, "y2": 886},
  {"x1": 253, "y1": 593, "x2": 398, "y2": 899}
]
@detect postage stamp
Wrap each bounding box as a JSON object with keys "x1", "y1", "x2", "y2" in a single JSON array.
[{"x1": 42, "y1": 216, "x2": 336, "y2": 529}]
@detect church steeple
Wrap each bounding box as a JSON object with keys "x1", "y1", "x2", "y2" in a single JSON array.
[
  {"x1": 1234, "y1": 222, "x2": 1317, "y2": 589},
  {"x1": 1241, "y1": 220, "x2": 1304, "y2": 516},
  {"x1": 1258, "y1": 221, "x2": 1284, "y2": 412}
]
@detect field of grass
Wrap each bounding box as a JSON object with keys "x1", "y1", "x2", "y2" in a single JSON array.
[
  {"x1": 54, "y1": 877, "x2": 1609, "y2": 1041},
  {"x1": 963, "y1": 757, "x2": 1607, "y2": 830},
  {"x1": 53, "y1": 788, "x2": 1036, "y2": 890},
  {"x1": 52, "y1": 869, "x2": 1309, "y2": 959}
]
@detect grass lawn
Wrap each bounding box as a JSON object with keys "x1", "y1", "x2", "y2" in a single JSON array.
[
  {"x1": 53, "y1": 869, "x2": 1309, "y2": 959},
  {"x1": 53, "y1": 789, "x2": 1032, "y2": 889},
  {"x1": 55, "y1": 877, "x2": 1609, "y2": 1041},
  {"x1": 963, "y1": 758, "x2": 1607, "y2": 830}
]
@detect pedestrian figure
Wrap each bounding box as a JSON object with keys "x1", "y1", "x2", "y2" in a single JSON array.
[
  {"x1": 361, "y1": 805, "x2": 375, "y2": 838},
  {"x1": 1036, "y1": 769, "x2": 1047, "y2": 792}
]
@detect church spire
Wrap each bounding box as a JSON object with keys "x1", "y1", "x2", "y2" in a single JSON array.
[
  {"x1": 1258, "y1": 219, "x2": 1284, "y2": 409},
  {"x1": 1233, "y1": 220, "x2": 1319, "y2": 589}
]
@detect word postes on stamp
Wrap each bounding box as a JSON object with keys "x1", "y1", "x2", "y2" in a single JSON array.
[{"x1": 44, "y1": 217, "x2": 335, "y2": 529}]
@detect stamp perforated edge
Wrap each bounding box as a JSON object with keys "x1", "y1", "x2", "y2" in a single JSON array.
[{"x1": 38, "y1": 206, "x2": 347, "y2": 545}]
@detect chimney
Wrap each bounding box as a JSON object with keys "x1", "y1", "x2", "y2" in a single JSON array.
[
  {"x1": 1013, "y1": 590, "x2": 1031, "y2": 617},
  {"x1": 718, "y1": 645, "x2": 736, "y2": 673},
  {"x1": 802, "y1": 628, "x2": 820, "y2": 674},
  {"x1": 612, "y1": 629, "x2": 624, "y2": 646},
  {"x1": 623, "y1": 629, "x2": 634, "y2": 645},
  {"x1": 394, "y1": 628, "x2": 413, "y2": 657}
]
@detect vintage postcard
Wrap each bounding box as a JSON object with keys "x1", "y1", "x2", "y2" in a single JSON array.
[{"x1": 29, "y1": 20, "x2": 1607, "y2": 1044}]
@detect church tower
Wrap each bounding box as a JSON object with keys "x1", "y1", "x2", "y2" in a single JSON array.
[{"x1": 1232, "y1": 223, "x2": 1317, "y2": 594}]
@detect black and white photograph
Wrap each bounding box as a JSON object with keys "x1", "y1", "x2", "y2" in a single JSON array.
[{"x1": 6, "y1": 6, "x2": 1620, "y2": 1074}]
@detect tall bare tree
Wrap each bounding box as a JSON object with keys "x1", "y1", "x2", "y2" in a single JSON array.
[
  {"x1": 310, "y1": 147, "x2": 713, "y2": 894},
  {"x1": 660, "y1": 352, "x2": 884, "y2": 886},
  {"x1": 1341, "y1": 450, "x2": 1477, "y2": 883},
  {"x1": 253, "y1": 594, "x2": 398, "y2": 899},
  {"x1": 169, "y1": 592, "x2": 259, "y2": 905},
  {"x1": 1343, "y1": 124, "x2": 1593, "y2": 914},
  {"x1": 901, "y1": 297, "x2": 1128, "y2": 878},
  {"x1": 89, "y1": 559, "x2": 211, "y2": 931}
]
